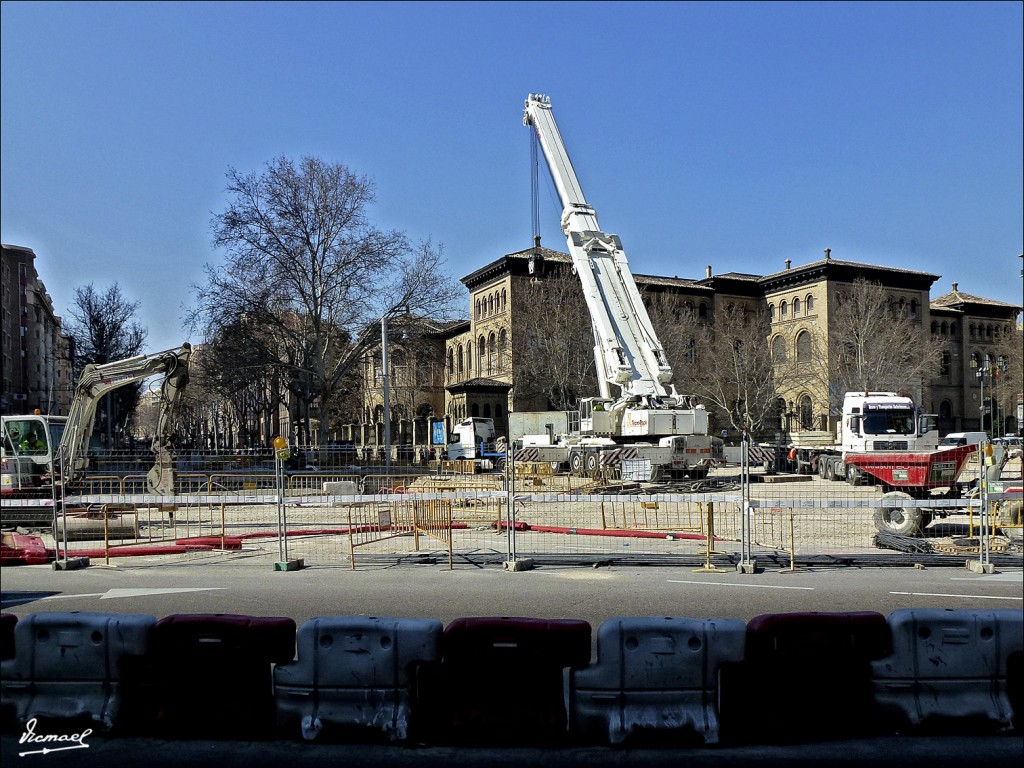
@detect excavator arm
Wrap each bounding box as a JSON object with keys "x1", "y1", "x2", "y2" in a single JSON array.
[{"x1": 58, "y1": 343, "x2": 192, "y2": 495}]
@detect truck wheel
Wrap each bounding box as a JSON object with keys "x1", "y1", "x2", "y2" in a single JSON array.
[
  {"x1": 570, "y1": 452, "x2": 584, "y2": 473},
  {"x1": 846, "y1": 466, "x2": 862, "y2": 486},
  {"x1": 585, "y1": 453, "x2": 599, "y2": 472},
  {"x1": 823, "y1": 460, "x2": 835, "y2": 481},
  {"x1": 874, "y1": 492, "x2": 924, "y2": 536}
]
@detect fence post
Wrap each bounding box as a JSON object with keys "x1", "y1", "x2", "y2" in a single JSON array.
[
  {"x1": 693, "y1": 501, "x2": 724, "y2": 573},
  {"x1": 737, "y1": 438, "x2": 756, "y2": 574}
]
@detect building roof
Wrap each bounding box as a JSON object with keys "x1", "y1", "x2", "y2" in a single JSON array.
[
  {"x1": 931, "y1": 283, "x2": 1022, "y2": 312},
  {"x1": 446, "y1": 377, "x2": 512, "y2": 394},
  {"x1": 758, "y1": 255, "x2": 940, "y2": 294},
  {"x1": 461, "y1": 244, "x2": 570, "y2": 288}
]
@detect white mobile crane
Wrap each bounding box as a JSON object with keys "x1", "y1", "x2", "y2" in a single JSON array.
[
  {"x1": 1, "y1": 343, "x2": 192, "y2": 526},
  {"x1": 520, "y1": 94, "x2": 712, "y2": 479}
]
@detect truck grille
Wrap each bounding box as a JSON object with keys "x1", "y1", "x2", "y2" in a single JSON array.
[{"x1": 872, "y1": 440, "x2": 908, "y2": 451}]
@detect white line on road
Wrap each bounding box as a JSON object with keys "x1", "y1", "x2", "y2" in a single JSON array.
[
  {"x1": 40, "y1": 588, "x2": 226, "y2": 601},
  {"x1": 38, "y1": 593, "x2": 106, "y2": 600},
  {"x1": 890, "y1": 591, "x2": 1022, "y2": 601},
  {"x1": 668, "y1": 580, "x2": 814, "y2": 591}
]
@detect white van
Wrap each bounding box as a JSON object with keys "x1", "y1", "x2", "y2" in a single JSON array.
[{"x1": 939, "y1": 431, "x2": 986, "y2": 448}]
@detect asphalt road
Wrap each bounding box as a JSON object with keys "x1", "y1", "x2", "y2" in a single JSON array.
[{"x1": 2, "y1": 553, "x2": 1021, "y2": 625}]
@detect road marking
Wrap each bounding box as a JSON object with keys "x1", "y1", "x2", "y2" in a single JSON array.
[
  {"x1": 41, "y1": 588, "x2": 226, "y2": 601},
  {"x1": 890, "y1": 591, "x2": 1022, "y2": 601},
  {"x1": 668, "y1": 580, "x2": 814, "y2": 591},
  {"x1": 38, "y1": 593, "x2": 106, "y2": 601}
]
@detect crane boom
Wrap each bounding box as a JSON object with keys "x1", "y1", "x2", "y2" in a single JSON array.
[{"x1": 524, "y1": 93, "x2": 677, "y2": 404}]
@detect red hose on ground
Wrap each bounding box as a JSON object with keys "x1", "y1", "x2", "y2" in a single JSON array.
[{"x1": 497, "y1": 520, "x2": 717, "y2": 541}]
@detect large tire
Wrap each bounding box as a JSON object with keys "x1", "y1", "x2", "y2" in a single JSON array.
[
  {"x1": 569, "y1": 451, "x2": 584, "y2": 473},
  {"x1": 823, "y1": 460, "x2": 835, "y2": 481},
  {"x1": 846, "y1": 465, "x2": 862, "y2": 486},
  {"x1": 585, "y1": 453, "x2": 599, "y2": 472},
  {"x1": 874, "y1": 491, "x2": 925, "y2": 536}
]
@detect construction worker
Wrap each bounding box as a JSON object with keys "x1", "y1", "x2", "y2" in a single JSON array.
[{"x1": 20, "y1": 428, "x2": 46, "y2": 455}]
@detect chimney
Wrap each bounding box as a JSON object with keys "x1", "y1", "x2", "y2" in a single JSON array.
[
  {"x1": 785, "y1": 259, "x2": 791, "y2": 270},
  {"x1": 824, "y1": 247, "x2": 831, "y2": 260},
  {"x1": 952, "y1": 282, "x2": 958, "y2": 292},
  {"x1": 706, "y1": 265, "x2": 712, "y2": 278},
  {"x1": 533, "y1": 235, "x2": 541, "y2": 251}
]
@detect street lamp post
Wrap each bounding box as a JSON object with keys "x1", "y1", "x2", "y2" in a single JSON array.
[
  {"x1": 971, "y1": 354, "x2": 993, "y2": 571},
  {"x1": 382, "y1": 314, "x2": 392, "y2": 477}
]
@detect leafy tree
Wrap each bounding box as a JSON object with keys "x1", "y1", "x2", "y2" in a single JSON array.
[
  {"x1": 64, "y1": 283, "x2": 147, "y2": 446},
  {"x1": 191, "y1": 155, "x2": 458, "y2": 445}
]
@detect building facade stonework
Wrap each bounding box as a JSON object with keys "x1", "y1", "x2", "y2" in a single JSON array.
[
  {"x1": 1, "y1": 244, "x2": 74, "y2": 417},
  {"x1": 356, "y1": 244, "x2": 1021, "y2": 448}
]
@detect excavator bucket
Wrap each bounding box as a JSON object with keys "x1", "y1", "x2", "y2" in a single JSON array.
[{"x1": 147, "y1": 453, "x2": 175, "y2": 496}]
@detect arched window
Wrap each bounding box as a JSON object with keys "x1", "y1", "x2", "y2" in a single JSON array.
[
  {"x1": 771, "y1": 336, "x2": 787, "y2": 363},
  {"x1": 940, "y1": 352, "x2": 951, "y2": 376},
  {"x1": 768, "y1": 303, "x2": 776, "y2": 321},
  {"x1": 478, "y1": 335, "x2": 486, "y2": 370},
  {"x1": 938, "y1": 400, "x2": 954, "y2": 431},
  {"x1": 457, "y1": 345, "x2": 464, "y2": 376},
  {"x1": 501, "y1": 289, "x2": 507, "y2": 311},
  {"x1": 487, "y1": 332, "x2": 497, "y2": 373},
  {"x1": 698, "y1": 303, "x2": 708, "y2": 319},
  {"x1": 684, "y1": 338, "x2": 696, "y2": 364},
  {"x1": 497, "y1": 329, "x2": 508, "y2": 369},
  {"x1": 447, "y1": 348, "x2": 454, "y2": 378},
  {"x1": 910, "y1": 299, "x2": 918, "y2": 315},
  {"x1": 805, "y1": 294, "x2": 814, "y2": 313},
  {"x1": 471, "y1": 404, "x2": 479, "y2": 417},
  {"x1": 466, "y1": 342, "x2": 472, "y2": 373},
  {"x1": 488, "y1": 294, "x2": 495, "y2": 315},
  {"x1": 475, "y1": 298, "x2": 481, "y2": 319},
  {"x1": 940, "y1": 322, "x2": 948, "y2": 335},
  {"x1": 389, "y1": 350, "x2": 405, "y2": 385},
  {"x1": 799, "y1": 395, "x2": 813, "y2": 430},
  {"x1": 969, "y1": 324, "x2": 975, "y2": 338},
  {"x1": 780, "y1": 301, "x2": 788, "y2": 319},
  {"x1": 950, "y1": 322, "x2": 957, "y2": 337},
  {"x1": 793, "y1": 297, "x2": 801, "y2": 316},
  {"x1": 796, "y1": 330, "x2": 812, "y2": 363}
]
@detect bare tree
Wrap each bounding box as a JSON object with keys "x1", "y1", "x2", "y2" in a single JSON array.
[
  {"x1": 191, "y1": 155, "x2": 459, "y2": 445},
  {"x1": 806, "y1": 278, "x2": 944, "y2": 415},
  {"x1": 679, "y1": 303, "x2": 779, "y2": 435},
  {"x1": 64, "y1": 283, "x2": 148, "y2": 446},
  {"x1": 512, "y1": 266, "x2": 597, "y2": 411},
  {"x1": 990, "y1": 326, "x2": 1023, "y2": 435}
]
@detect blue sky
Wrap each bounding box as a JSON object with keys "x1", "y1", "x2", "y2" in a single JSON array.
[{"x1": 2, "y1": 1, "x2": 1021, "y2": 354}]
